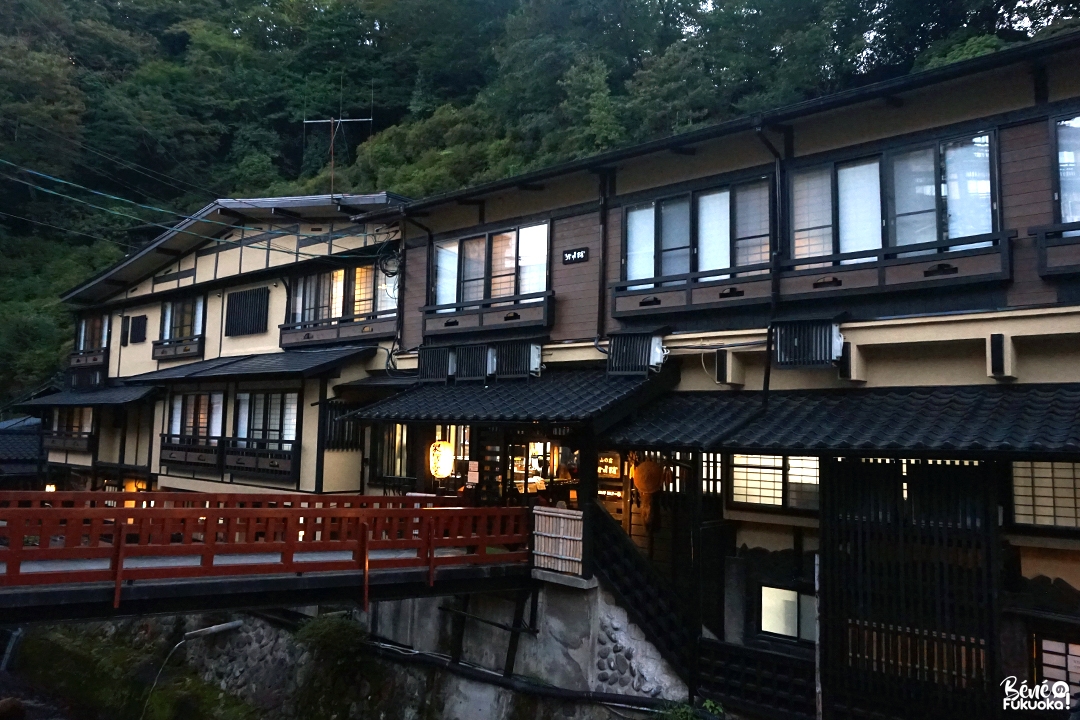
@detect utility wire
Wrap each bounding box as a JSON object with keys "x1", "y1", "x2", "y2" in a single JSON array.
[{"x1": 0, "y1": 210, "x2": 128, "y2": 248}]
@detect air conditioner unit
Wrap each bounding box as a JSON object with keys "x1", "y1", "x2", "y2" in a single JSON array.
[
  {"x1": 607, "y1": 333, "x2": 667, "y2": 375},
  {"x1": 417, "y1": 346, "x2": 455, "y2": 382},
  {"x1": 773, "y1": 321, "x2": 844, "y2": 368},
  {"x1": 455, "y1": 344, "x2": 496, "y2": 381},
  {"x1": 495, "y1": 341, "x2": 542, "y2": 378}
]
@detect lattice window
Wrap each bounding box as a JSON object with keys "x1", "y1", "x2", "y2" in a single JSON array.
[
  {"x1": 1039, "y1": 638, "x2": 1080, "y2": 704},
  {"x1": 732, "y1": 454, "x2": 819, "y2": 510},
  {"x1": 1013, "y1": 461, "x2": 1080, "y2": 527}
]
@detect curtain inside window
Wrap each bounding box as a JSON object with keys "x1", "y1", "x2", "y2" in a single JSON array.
[
  {"x1": 283, "y1": 393, "x2": 298, "y2": 441},
  {"x1": 161, "y1": 302, "x2": 173, "y2": 340},
  {"x1": 838, "y1": 159, "x2": 882, "y2": 263},
  {"x1": 209, "y1": 392, "x2": 223, "y2": 440},
  {"x1": 375, "y1": 267, "x2": 398, "y2": 313},
  {"x1": 697, "y1": 190, "x2": 730, "y2": 277},
  {"x1": 892, "y1": 147, "x2": 937, "y2": 250},
  {"x1": 434, "y1": 240, "x2": 459, "y2": 309},
  {"x1": 734, "y1": 181, "x2": 770, "y2": 270},
  {"x1": 517, "y1": 223, "x2": 548, "y2": 297},
  {"x1": 170, "y1": 395, "x2": 182, "y2": 436},
  {"x1": 235, "y1": 393, "x2": 250, "y2": 443},
  {"x1": 330, "y1": 269, "x2": 345, "y2": 318},
  {"x1": 1060, "y1": 118, "x2": 1080, "y2": 224},
  {"x1": 944, "y1": 134, "x2": 992, "y2": 248},
  {"x1": 354, "y1": 266, "x2": 374, "y2": 315},
  {"x1": 626, "y1": 205, "x2": 655, "y2": 286},
  {"x1": 792, "y1": 167, "x2": 833, "y2": 259}
]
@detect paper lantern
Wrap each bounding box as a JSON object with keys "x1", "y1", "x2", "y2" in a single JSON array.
[{"x1": 429, "y1": 440, "x2": 455, "y2": 479}]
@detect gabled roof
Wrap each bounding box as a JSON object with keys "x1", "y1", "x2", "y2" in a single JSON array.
[
  {"x1": 351, "y1": 366, "x2": 678, "y2": 431},
  {"x1": 18, "y1": 385, "x2": 157, "y2": 407},
  {"x1": 124, "y1": 347, "x2": 377, "y2": 383},
  {"x1": 63, "y1": 193, "x2": 408, "y2": 306},
  {"x1": 603, "y1": 384, "x2": 1080, "y2": 457},
  {"x1": 355, "y1": 30, "x2": 1080, "y2": 223}
]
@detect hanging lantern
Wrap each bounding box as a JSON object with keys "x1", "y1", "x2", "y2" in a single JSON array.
[{"x1": 429, "y1": 440, "x2": 455, "y2": 479}]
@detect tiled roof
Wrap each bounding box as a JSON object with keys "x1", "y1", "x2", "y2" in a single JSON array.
[
  {"x1": 18, "y1": 385, "x2": 156, "y2": 407},
  {"x1": 603, "y1": 384, "x2": 1080, "y2": 456},
  {"x1": 127, "y1": 347, "x2": 376, "y2": 382},
  {"x1": 0, "y1": 432, "x2": 39, "y2": 461},
  {"x1": 352, "y1": 369, "x2": 669, "y2": 427}
]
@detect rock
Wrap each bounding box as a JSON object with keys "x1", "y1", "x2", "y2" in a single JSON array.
[
  {"x1": 607, "y1": 657, "x2": 615, "y2": 670},
  {"x1": 606, "y1": 631, "x2": 618, "y2": 643},
  {"x1": 650, "y1": 687, "x2": 662, "y2": 697},
  {"x1": 607, "y1": 673, "x2": 618, "y2": 686},
  {"x1": 615, "y1": 655, "x2": 629, "y2": 674},
  {"x1": 596, "y1": 659, "x2": 607, "y2": 670},
  {"x1": 610, "y1": 620, "x2": 622, "y2": 630},
  {"x1": 0, "y1": 698, "x2": 26, "y2": 720},
  {"x1": 597, "y1": 634, "x2": 607, "y2": 645},
  {"x1": 633, "y1": 675, "x2": 644, "y2": 691},
  {"x1": 628, "y1": 663, "x2": 636, "y2": 677},
  {"x1": 598, "y1": 646, "x2": 610, "y2": 658},
  {"x1": 623, "y1": 647, "x2": 633, "y2": 660},
  {"x1": 612, "y1": 643, "x2": 623, "y2": 653},
  {"x1": 598, "y1": 672, "x2": 609, "y2": 682},
  {"x1": 619, "y1": 676, "x2": 630, "y2": 687}
]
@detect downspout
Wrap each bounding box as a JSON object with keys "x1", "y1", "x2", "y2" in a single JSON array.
[
  {"x1": 405, "y1": 214, "x2": 435, "y2": 352},
  {"x1": 392, "y1": 216, "x2": 407, "y2": 365},
  {"x1": 595, "y1": 169, "x2": 613, "y2": 340}
]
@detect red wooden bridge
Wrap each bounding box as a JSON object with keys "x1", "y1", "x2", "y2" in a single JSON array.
[{"x1": 0, "y1": 492, "x2": 531, "y2": 623}]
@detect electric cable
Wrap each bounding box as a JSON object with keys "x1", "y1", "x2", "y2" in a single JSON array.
[{"x1": 0, "y1": 210, "x2": 129, "y2": 247}]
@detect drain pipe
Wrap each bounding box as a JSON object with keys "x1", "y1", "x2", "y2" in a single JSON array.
[{"x1": 0, "y1": 628, "x2": 23, "y2": 672}]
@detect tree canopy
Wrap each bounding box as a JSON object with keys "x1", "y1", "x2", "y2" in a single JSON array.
[{"x1": 0, "y1": 0, "x2": 1077, "y2": 405}]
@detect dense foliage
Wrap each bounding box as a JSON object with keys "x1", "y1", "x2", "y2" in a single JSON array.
[{"x1": 1, "y1": 0, "x2": 1078, "y2": 404}]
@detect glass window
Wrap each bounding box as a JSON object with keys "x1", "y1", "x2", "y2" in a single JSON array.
[
  {"x1": 375, "y1": 267, "x2": 398, "y2": 313},
  {"x1": 838, "y1": 159, "x2": 882, "y2": 261},
  {"x1": 1013, "y1": 461, "x2": 1080, "y2": 528},
  {"x1": 734, "y1": 181, "x2": 771, "y2": 268},
  {"x1": 490, "y1": 232, "x2": 516, "y2": 299},
  {"x1": 626, "y1": 205, "x2": 655, "y2": 283},
  {"x1": 660, "y1": 198, "x2": 691, "y2": 277},
  {"x1": 792, "y1": 167, "x2": 833, "y2": 259},
  {"x1": 761, "y1": 587, "x2": 816, "y2": 641},
  {"x1": 54, "y1": 407, "x2": 92, "y2": 434},
  {"x1": 732, "y1": 454, "x2": 819, "y2": 511},
  {"x1": 1039, "y1": 638, "x2": 1080, "y2": 702},
  {"x1": 697, "y1": 190, "x2": 730, "y2": 276},
  {"x1": 434, "y1": 240, "x2": 460, "y2": 308},
  {"x1": 892, "y1": 147, "x2": 938, "y2": 248},
  {"x1": 944, "y1": 135, "x2": 992, "y2": 240},
  {"x1": 167, "y1": 393, "x2": 222, "y2": 443},
  {"x1": 353, "y1": 265, "x2": 397, "y2": 316},
  {"x1": 234, "y1": 391, "x2": 298, "y2": 450},
  {"x1": 76, "y1": 314, "x2": 109, "y2": 351},
  {"x1": 381, "y1": 423, "x2": 409, "y2": 478},
  {"x1": 1059, "y1": 117, "x2": 1080, "y2": 223},
  {"x1": 161, "y1": 297, "x2": 204, "y2": 340},
  {"x1": 518, "y1": 224, "x2": 548, "y2": 296},
  {"x1": 292, "y1": 270, "x2": 344, "y2": 324},
  {"x1": 460, "y1": 236, "x2": 487, "y2": 303}
]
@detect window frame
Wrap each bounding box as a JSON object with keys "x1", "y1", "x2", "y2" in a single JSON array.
[
  {"x1": 160, "y1": 296, "x2": 206, "y2": 341},
  {"x1": 75, "y1": 313, "x2": 109, "y2": 352},
  {"x1": 1050, "y1": 111, "x2": 1080, "y2": 225},
  {"x1": 725, "y1": 453, "x2": 821, "y2": 517},
  {"x1": 290, "y1": 264, "x2": 397, "y2": 325},
  {"x1": 621, "y1": 174, "x2": 775, "y2": 283},
  {"x1": 785, "y1": 129, "x2": 1000, "y2": 262},
  {"x1": 233, "y1": 390, "x2": 299, "y2": 451},
  {"x1": 166, "y1": 392, "x2": 223, "y2": 445},
  {"x1": 759, "y1": 584, "x2": 817, "y2": 644},
  {"x1": 429, "y1": 222, "x2": 552, "y2": 307}
]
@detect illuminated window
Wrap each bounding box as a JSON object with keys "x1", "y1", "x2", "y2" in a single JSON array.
[
  {"x1": 160, "y1": 297, "x2": 204, "y2": 340},
  {"x1": 235, "y1": 392, "x2": 298, "y2": 450},
  {"x1": 433, "y1": 223, "x2": 549, "y2": 308},
  {"x1": 1057, "y1": 116, "x2": 1080, "y2": 223},
  {"x1": 761, "y1": 586, "x2": 816, "y2": 642},
  {"x1": 731, "y1": 455, "x2": 819, "y2": 511},
  {"x1": 167, "y1": 393, "x2": 223, "y2": 444},
  {"x1": 1013, "y1": 461, "x2": 1080, "y2": 527},
  {"x1": 1038, "y1": 637, "x2": 1080, "y2": 708}
]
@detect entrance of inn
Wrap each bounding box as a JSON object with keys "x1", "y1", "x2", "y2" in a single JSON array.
[{"x1": 819, "y1": 457, "x2": 1002, "y2": 720}]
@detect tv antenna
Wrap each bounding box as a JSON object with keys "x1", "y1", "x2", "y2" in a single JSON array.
[{"x1": 304, "y1": 79, "x2": 375, "y2": 196}]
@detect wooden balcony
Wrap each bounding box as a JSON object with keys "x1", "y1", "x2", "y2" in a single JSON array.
[
  {"x1": 279, "y1": 310, "x2": 396, "y2": 349},
  {"x1": 69, "y1": 348, "x2": 108, "y2": 369},
  {"x1": 1032, "y1": 221, "x2": 1080, "y2": 277},
  {"x1": 43, "y1": 431, "x2": 94, "y2": 453},
  {"x1": 610, "y1": 232, "x2": 1013, "y2": 318},
  {"x1": 421, "y1": 290, "x2": 554, "y2": 337},
  {"x1": 159, "y1": 434, "x2": 222, "y2": 471},
  {"x1": 224, "y1": 438, "x2": 299, "y2": 484},
  {"x1": 152, "y1": 335, "x2": 204, "y2": 361}
]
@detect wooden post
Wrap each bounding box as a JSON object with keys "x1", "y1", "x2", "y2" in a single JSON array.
[
  {"x1": 688, "y1": 451, "x2": 703, "y2": 702},
  {"x1": 577, "y1": 434, "x2": 598, "y2": 579},
  {"x1": 503, "y1": 588, "x2": 530, "y2": 677},
  {"x1": 112, "y1": 512, "x2": 128, "y2": 609},
  {"x1": 361, "y1": 520, "x2": 370, "y2": 613}
]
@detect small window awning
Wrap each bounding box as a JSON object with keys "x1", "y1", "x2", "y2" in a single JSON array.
[
  {"x1": 125, "y1": 347, "x2": 377, "y2": 383},
  {"x1": 603, "y1": 384, "x2": 1080, "y2": 458},
  {"x1": 18, "y1": 385, "x2": 157, "y2": 408},
  {"x1": 350, "y1": 366, "x2": 677, "y2": 432}
]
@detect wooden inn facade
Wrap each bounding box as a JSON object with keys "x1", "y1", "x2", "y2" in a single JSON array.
[{"x1": 23, "y1": 31, "x2": 1080, "y2": 719}]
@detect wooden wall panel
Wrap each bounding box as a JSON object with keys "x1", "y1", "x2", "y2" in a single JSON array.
[
  {"x1": 1001, "y1": 121, "x2": 1057, "y2": 306},
  {"x1": 550, "y1": 212, "x2": 601, "y2": 341},
  {"x1": 401, "y1": 244, "x2": 427, "y2": 351},
  {"x1": 604, "y1": 208, "x2": 623, "y2": 336}
]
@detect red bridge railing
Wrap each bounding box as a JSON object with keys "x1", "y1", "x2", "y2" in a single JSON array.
[{"x1": 0, "y1": 493, "x2": 530, "y2": 611}]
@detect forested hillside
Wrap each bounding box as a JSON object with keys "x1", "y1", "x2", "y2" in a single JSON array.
[{"x1": 0, "y1": 0, "x2": 1077, "y2": 405}]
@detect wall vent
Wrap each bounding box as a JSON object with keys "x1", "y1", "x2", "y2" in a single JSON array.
[
  {"x1": 496, "y1": 341, "x2": 542, "y2": 378},
  {"x1": 774, "y1": 321, "x2": 843, "y2": 368},
  {"x1": 455, "y1": 344, "x2": 495, "y2": 381},
  {"x1": 607, "y1": 334, "x2": 665, "y2": 375},
  {"x1": 418, "y1": 346, "x2": 455, "y2": 382}
]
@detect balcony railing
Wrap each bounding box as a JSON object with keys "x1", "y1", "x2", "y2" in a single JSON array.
[
  {"x1": 610, "y1": 231, "x2": 1013, "y2": 318},
  {"x1": 69, "y1": 347, "x2": 108, "y2": 369},
  {"x1": 43, "y1": 431, "x2": 94, "y2": 453},
  {"x1": 420, "y1": 290, "x2": 554, "y2": 337},
  {"x1": 1032, "y1": 220, "x2": 1080, "y2": 277},
  {"x1": 224, "y1": 438, "x2": 300, "y2": 483},
  {"x1": 279, "y1": 309, "x2": 397, "y2": 349},
  {"x1": 159, "y1": 434, "x2": 222, "y2": 470},
  {"x1": 152, "y1": 335, "x2": 204, "y2": 361}
]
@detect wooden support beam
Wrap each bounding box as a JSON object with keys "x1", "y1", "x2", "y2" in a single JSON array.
[
  {"x1": 883, "y1": 95, "x2": 904, "y2": 108},
  {"x1": 271, "y1": 207, "x2": 304, "y2": 220},
  {"x1": 670, "y1": 146, "x2": 696, "y2": 156},
  {"x1": 517, "y1": 183, "x2": 545, "y2": 192},
  {"x1": 154, "y1": 248, "x2": 184, "y2": 257},
  {"x1": 218, "y1": 208, "x2": 260, "y2": 223}
]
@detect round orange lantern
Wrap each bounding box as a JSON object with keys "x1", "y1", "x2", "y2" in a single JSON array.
[{"x1": 429, "y1": 440, "x2": 455, "y2": 479}]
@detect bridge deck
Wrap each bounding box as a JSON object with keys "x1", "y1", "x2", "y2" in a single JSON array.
[{"x1": 0, "y1": 492, "x2": 532, "y2": 622}]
